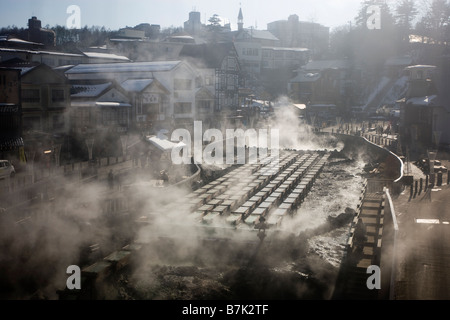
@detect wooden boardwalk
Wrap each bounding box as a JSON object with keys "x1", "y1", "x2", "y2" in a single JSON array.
[{"x1": 332, "y1": 189, "x2": 386, "y2": 300}]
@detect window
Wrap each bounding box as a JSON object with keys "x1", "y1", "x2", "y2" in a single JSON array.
[
  {"x1": 118, "y1": 109, "x2": 128, "y2": 125},
  {"x1": 23, "y1": 116, "x2": 41, "y2": 130},
  {"x1": 52, "y1": 89, "x2": 65, "y2": 103},
  {"x1": 227, "y1": 57, "x2": 236, "y2": 70},
  {"x1": 174, "y1": 79, "x2": 192, "y2": 90},
  {"x1": 76, "y1": 109, "x2": 90, "y2": 128},
  {"x1": 22, "y1": 89, "x2": 40, "y2": 103},
  {"x1": 174, "y1": 102, "x2": 192, "y2": 114},
  {"x1": 102, "y1": 109, "x2": 117, "y2": 125},
  {"x1": 197, "y1": 100, "x2": 212, "y2": 114},
  {"x1": 52, "y1": 115, "x2": 65, "y2": 130}
]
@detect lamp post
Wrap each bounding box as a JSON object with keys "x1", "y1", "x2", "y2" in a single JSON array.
[
  {"x1": 310, "y1": 115, "x2": 316, "y2": 132},
  {"x1": 85, "y1": 138, "x2": 94, "y2": 161},
  {"x1": 427, "y1": 149, "x2": 437, "y2": 186},
  {"x1": 120, "y1": 134, "x2": 129, "y2": 159}
]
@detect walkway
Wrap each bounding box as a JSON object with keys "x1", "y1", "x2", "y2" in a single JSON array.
[
  {"x1": 332, "y1": 186, "x2": 385, "y2": 300},
  {"x1": 392, "y1": 162, "x2": 450, "y2": 300}
]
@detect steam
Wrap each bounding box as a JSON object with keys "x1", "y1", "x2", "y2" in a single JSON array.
[
  {"x1": 0, "y1": 176, "x2": 119, "y2": 299},
  {"x1": 268, "y1": 96, "x2": 342, "y2": 152},
  {"x1": 0, "y1": 95, "x2": 357, "y2": 300}
]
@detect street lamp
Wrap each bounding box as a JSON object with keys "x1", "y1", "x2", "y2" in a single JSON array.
[
  {"x1": 86, "y1": 138, "x2": 94, "y2": 161},
  {"x1": 120, "y1": 134, "x2": 129, "y2": 158},
  {"x1": 310, "y1": 115, "x2": 316, "y2": 131},
  {"x1": 427, "y1": 149, "x2": 437, "y2": 186}
]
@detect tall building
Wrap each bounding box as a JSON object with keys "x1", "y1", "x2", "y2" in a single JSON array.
[
  {"x1": 25, "y1": 16, "x2": 56, "y2": 47},
  {"x1": 184, "y1": 11, "x2": 204, "y2": 35},
  {"x1": 267, "y1": 15, "x2": 329, "y2": 57}
]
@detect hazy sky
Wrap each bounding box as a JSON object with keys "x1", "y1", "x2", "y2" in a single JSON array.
[{"x1": 0, "y1": 0, "x2": 366, "y2": 31}]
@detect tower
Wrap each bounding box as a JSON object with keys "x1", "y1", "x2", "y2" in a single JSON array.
[{"x1": 238, "y1": 7, "x2": 244, "y2": 31}]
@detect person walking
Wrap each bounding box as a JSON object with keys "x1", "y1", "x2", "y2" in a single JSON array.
[{"x1": 108, "y1": 169, "x2": 114, "y2": 190}]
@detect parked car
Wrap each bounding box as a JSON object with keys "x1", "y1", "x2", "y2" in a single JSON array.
[{"x1": 0, "y1": 160, "x2": 15, "y2": 179}]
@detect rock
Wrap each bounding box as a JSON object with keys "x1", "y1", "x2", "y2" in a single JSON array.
[{"x1": 327, "y1": 211, "x2": 354, "y2": 228}]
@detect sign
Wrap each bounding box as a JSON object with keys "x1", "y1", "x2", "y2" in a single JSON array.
[{"x1": 143, "y1": 93, "x2": 159, "y2": 104}]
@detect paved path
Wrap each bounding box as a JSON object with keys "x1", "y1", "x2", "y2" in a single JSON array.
[{"x1": 392, "y1": 163, "x2": 450, "y2": 300}]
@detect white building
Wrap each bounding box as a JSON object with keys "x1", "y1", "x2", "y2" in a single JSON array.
[{"x1": 65, "y1": 60, "x2": 211, "y2": 131}]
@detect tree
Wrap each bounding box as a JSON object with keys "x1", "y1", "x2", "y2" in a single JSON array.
[
  {"x1": 397, "y1": 0, "x2": 418, "y2": 29},
  {"x1": 417, "y1": 0, "x2": 450, "y2": 43},
  {"x1": 355, "y1": 0, "x2": 395, "y2": 30},
  {"x1": 207, "y1": 14, "x2": 222, "y2": 32},
  {"x1": 396, "y1": 0, "x2": 419, "y2": 42}
]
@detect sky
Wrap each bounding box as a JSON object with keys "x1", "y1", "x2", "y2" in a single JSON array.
[{"x1": 0, "y1": 0, "x2": 367, "y2": 32}]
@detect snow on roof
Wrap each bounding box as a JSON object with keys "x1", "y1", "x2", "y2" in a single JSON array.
[
  {"x1": 385, "y1": 56, "x2": 413, "y2": 66},
  {"x1": 290, "y1": 72, "x2": 321, "y2": 83},
  {"x1": 82, "y1": 51, "x2": 130, "y2": 61},
  {"x1": 170, "y1": 35, "x2": 195, "y2": 40},
  {"x1": 120, "y1": 79, "x2": 154, "y2": 92},
  {"x1": 66, "y1": 61, "x2": 181, "y2": 75},
  {"x1": 247, "y1": 29, "x2": 279, "y2": 41},
  {"x1": 146, "y1": 135, "x2": 185, "y2": 152},
  {"x1": 0, "y1": 36, "x2": 43, "y2": 46},
  {"x1": 303, "y1": 60, "x2": 349, "y2": 71},
  {"x1": 293, "y1": 104, "x2": 306, "y2": 110},
  {"x1": 406, "y1": 95, "x2": 438, "y2": 106},
  {"x1": 95, "y1": 102, "x2": 131, "y2": 107},
  {"x1": 404, "y1": 65, "x2": 436, "y2": 70},
  {"x1": 71, "y1": 101, "x2": 131, "y2": 108},
  {"x1": 71, "y1": 83, "x2": 112, "y2": 98},
  {"x1": 262, "y1": 46, "x2": 309, "y2": 52}
]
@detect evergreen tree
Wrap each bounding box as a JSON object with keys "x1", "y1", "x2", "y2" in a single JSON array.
[
  {"x1": 396, "y1": 0, "x2": 418, "y2": 43},
  {"x1": 417, "y1": 0, "x2": 450, "y2": 44}
]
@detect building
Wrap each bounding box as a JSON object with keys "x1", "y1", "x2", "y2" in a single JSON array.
[
  {"x1": 184, "y1": 11, "x2": 204, "y2": 36},
  {"x1": 0, "y1": 59, "x2": 71, "y2": 166},
  {"x1": 69, "y1": 82, "x2": 132, "y2": 159},
  {"x1": 267, "y1": 15, "x2": 329, "y2": 58},
  {"x1": 65, "y1": 60, "x2": 207, "y2": 132},
  {"x1": 70, "y1": 82, "x2": 132, "y2": 135},
  {"x1": 23, "y1": 16, "x2": 56, "y2": 47},
  {"x1": 288, "y1": 59, "x2": 359, "y2": 115},
  {"x1": 398, "y1": 65, "x2": 441, "y2": 153},
  {"x1": 0, "y1": 67, "x2": 23, "y2": 162},
  {"x1": 0, "y1": 47, "x2": 130, "y2": 67},
  {"x1": 178, "y1": 42, "x2": 241, "y2": 124},
  {"x1": 120, "y1": 78, "x2": 170, "y2": 132}
]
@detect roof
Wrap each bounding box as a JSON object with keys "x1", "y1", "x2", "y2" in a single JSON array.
[
  {"x1": 179, "y1": 43, "x2": 238, "y2": 68},
  {"x1": 293, "y1": 104, "x2": 306, "y2": 110},
  {"x1": 65, "y1": 61, "x2": 181, "y2": 75},
  {"x1": 120, "y1": 79, "x2": 154, "y2": 92},
  {"x1": 71, "y1": 101, "x2": 131, "y2": 108},
  {"x1": 243, "y1": 29, "x2": 279, "y2": 41},
  {"x1": 0, "y1": 136, "x2": 23, "y2": 151},
  {"x1": 71, "y1": 83, "x2": 112, "y2": 98},
  {"x1": 404, "y1": 65, "x2": 437, "y2": 70},
  {"x1": 146, "y1": 135, "x2": 185, "y2": 152},
  {"x1": 290, "y1": 72, "x2": 321, "y2": 83},
  {"x1": 385, "y1": 56, "x2": 413, "y2": 66},
  {"x1": 303, "y1": 59, "x2": 350, "y2": 71},
  {"x1": 0, "y1": 36, "x2": 43, "y2": 46},
  {"x1": 82, "y1": 51, "x2": 130, "y2": 61},
  {"x1": 406, "y1": 95, "x2": 438, "y2": 106},
  {"x1": 0, "y1": 58, "x2": 40, "y2": 75},
  {"x1": 0, "y1": 59, "x2": 68, "y2": 81},
  {"x1": 0, "y1": 47, "x2": 83, "y2": 58},
  {"x1": 262, "y1": 46, "x2": 309, "y2": 52}
]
